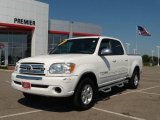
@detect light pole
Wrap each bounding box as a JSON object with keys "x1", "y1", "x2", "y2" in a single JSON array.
[
  {"x1": 125, "y1": 43, "x2": 130, "y2": 54},
  {"x1": 151, "y1": 50, "x2": 154, "y2": 66},
  {"x1": 133, "y1": 49, "x2": 137, "y2": 54},
  {"x1": 157, "y1": 46, "x2": 160, "y2": 66},
  {"x1": 69, "y1": 21, "x2": 74, "y2": 38}
]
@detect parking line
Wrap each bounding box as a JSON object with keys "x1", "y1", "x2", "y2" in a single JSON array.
[
  {"x1": 93, "y1": 107, "x2": 146, "y2": 120},
  {"x1": 138, "y1": 91, "x2": 160, "y2": 96},
  {"x1": 0, "y1": 109, "x2": 49, "y2": 119},
  {"x1": 5, "y1": 81, "x2": 10, "y2": 84},
  {"x1": 111, "y1": 85, "x2": 160, "y2": 98},
  {"x1": 0, "y1": 85, "x2": 159, "y2": 119},
  {"x1": 93, "y1": 86, "x2": 160, "y2": 120},
  {"x1": 139, "y1": 85, "x2": 160, "y2": 91},
  {"x1": 141, "y1": 78, "x2": 160, "y2": 81}
]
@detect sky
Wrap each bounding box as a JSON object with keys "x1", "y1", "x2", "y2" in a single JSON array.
[{"x1": 38, "y1": 0, "x2": 160, "y2": 56}]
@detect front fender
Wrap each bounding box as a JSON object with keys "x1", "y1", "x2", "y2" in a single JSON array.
[{"x1": 72, "y1": 64, "x2": 99, "y2": 90}]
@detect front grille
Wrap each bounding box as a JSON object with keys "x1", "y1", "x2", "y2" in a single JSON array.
[{"x1": 19, "y1": 63, "x2": 45, "y2": 75}]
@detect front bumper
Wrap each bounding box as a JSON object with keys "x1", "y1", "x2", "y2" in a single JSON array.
[{"x1": 11, "y1": 72, "x2": 79, "y2": 97}]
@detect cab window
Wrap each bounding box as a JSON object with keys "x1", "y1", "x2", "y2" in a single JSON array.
[
  {"x1": 111, "y1": 40, "x2": 124, "y2": 55},
  {"x1": 99, "y1": 39, "x2": 124, "y2": 55},
  {"x1": 99, "y1": 39, "x2": 111, "y2": 52}
]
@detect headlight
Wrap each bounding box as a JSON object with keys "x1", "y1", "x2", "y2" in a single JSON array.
[{"x1": 49, "y1": 63, "x2": 75, "y2": 74}]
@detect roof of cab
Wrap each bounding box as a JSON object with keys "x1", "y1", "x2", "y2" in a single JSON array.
[{"x1": 69, "y1": 36, "x2": 121, "y2": 41}]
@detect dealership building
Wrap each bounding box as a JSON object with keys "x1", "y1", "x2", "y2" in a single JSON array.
[{"x1": 0, "y1": 0, "x2": 101, "y2": 66}]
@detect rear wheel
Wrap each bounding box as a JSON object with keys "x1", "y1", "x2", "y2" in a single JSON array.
[
  {"x1": 73, "y1": 77, "x2": 97, "y2": 110},
  {"x1": 129, "y1": 70, "x2": 140, "y2": 89}
]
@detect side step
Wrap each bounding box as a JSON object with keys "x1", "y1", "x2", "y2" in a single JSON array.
[
  {"x1": 100, "y1": 87, "x2": 111, "y2": 93},
  {"x1": 99, "y1": 79, "x2": 128, "y2": 93},
  {"x1": 116, "y1": 83, "x2": 124, "y2": 87}
]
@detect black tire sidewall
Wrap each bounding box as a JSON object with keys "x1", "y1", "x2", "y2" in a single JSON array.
[
  {"x1": 73, "y1": 77, "x2": 96, "y2": 110},
  {"x1": 129, "y1": 71, "x2": 139, "y2": 89}
]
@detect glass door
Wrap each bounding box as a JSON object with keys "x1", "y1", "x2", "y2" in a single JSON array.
[
  {"x1": 0, "y1": 29, "x2": 32, "y2": 65},
  {"x1": 0, "y1": 42, "x2": 8, "y2": 66}
]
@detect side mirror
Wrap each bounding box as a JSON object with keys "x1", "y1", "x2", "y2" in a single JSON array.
[{"x1": 100, "y1": 48, "x2": 112, "y2": 56}]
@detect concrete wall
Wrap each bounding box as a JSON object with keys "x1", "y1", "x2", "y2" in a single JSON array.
[
  {"x1": 0, "y1": 0, "x2": 49, "y2": 56},
  {"x1": 49, "y1": 19, "x2": 101, "y2": 35}
]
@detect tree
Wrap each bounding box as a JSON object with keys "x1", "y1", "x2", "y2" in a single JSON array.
[
  {"x1": 142, "y1": 55, "x2": 150, "y2": 65},
  {"x1": 142, "y1": 55, "x2": 158, "y2": 66}
]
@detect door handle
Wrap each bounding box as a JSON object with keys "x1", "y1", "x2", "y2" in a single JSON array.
[
  {"x1": 112, "y1": 60, "x2": 116, "y2": 63},
  {"x1": 125, "y1": 59, "x2": 128, "y2": 61}
]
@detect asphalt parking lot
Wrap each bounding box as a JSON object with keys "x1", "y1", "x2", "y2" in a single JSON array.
[{"x1": 0, "y1": 67, "x2": 160, "y2": 120}]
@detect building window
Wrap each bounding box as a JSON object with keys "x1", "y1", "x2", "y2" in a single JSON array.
[
  {"x1": 0, "y1": 30, "x2": 32, "y2": 65},
  {"x1": 48, "y1": 34, "x2": 69, "y2": 52}
]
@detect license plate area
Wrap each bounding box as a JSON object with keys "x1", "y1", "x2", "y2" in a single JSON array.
[{"x1": 22, "y1": 82, "x2": 31, "y2": 89}]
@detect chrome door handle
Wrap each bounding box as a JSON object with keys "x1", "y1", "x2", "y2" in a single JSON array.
[{"x1": 125, "y1": 59, "x2": 128, "y2": 61}]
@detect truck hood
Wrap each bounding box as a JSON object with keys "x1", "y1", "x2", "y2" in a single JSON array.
[{"x1": 19, "y1": 54, "x2": 91, "y2": 65}]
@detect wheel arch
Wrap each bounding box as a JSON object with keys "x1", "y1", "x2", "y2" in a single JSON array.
[
  {"x1": 74, "y1": 72, "x2": 98, "y2": 92},
  {"x1": 132, "y1": 66, "x2": 140, "y2": 79}
]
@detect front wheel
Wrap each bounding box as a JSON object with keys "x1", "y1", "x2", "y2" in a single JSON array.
[
  {"x1": 129, "y1": 70, "x2": 140, "y2": 89},
  {"x1": 73, "y1": 78, "x2": 97, "y2": 110}
]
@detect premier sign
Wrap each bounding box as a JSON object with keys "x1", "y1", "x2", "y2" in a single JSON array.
[{"x1": 14, "y1": 18, "x2": 35, "y2": 26}]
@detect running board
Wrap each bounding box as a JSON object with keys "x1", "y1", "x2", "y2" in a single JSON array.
[
  {"x1": 116, "y1": 83, "x2": 124, "y2": 87},
  {"x1": 100, "y1": 87, "x2": 111, "y2": 93},
  {"x1": 99, "y1": 79, "x2": 129, "y2": 93}
]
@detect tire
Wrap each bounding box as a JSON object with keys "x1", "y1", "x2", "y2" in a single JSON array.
[
  {"x1": 23, "y1": 93, "x2": 39, "y2": 100},
  {"x1": 129, "y1": 70, "x2": 140, "y2": 89},
  {"x1": 73, "y1": 77, "x2": 97, "y2": 110}
]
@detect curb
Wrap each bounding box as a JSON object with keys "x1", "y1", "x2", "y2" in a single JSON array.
[{"x1": 0, "y1": 69, "x2": 14, "y2": 72}]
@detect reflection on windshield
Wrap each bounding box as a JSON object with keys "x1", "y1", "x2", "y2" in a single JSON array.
[{"x1": 50, "y1": 38, "x2": 99, "y2": 54}]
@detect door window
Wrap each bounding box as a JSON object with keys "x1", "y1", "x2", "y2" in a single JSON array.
[
  {"x1": 99, "y1": 39, "x2": 124, "y2": 55},
  {"x1": 111, "y1": 40, "x2": 124, "y2": 55},
  {"x1": 99, "y1": 39, "x2": 111, "y2": 54}
]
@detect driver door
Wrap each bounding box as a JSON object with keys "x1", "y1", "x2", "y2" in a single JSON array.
[
  {"x1": 98, "y1": 39, "x2": 128, "y2": 86},
  {"x1": 98, "y1": 39, "x2": 117, "y2": 85}
]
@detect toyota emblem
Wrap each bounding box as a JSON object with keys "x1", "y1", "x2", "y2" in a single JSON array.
[{"x1": 26, "y1": 65, "x2": 32, "y2": 70}]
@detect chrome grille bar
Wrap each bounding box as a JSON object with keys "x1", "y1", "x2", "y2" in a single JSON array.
[{"x1": 19, "y1": 63, "x2": 45, "y2": 75}]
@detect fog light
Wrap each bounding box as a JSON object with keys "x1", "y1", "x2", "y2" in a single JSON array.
[{"x1": 54, "y1": 87, "x2": 62, "y2": 93}]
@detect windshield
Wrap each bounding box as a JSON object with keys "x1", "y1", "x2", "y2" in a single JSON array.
[{"x1": 50, "y1": 38, "x2": 99, "y2": 54}]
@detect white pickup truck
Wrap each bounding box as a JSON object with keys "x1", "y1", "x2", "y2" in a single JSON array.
[{"x1": 11, "y1": 36, "x2": 142, "y2": 110}]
